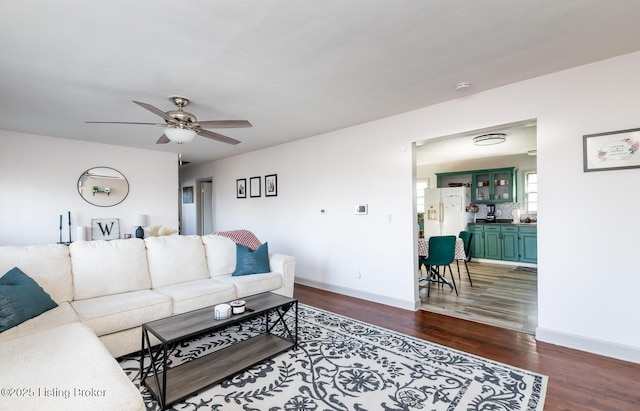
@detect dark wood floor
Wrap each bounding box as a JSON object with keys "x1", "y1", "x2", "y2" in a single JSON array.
[{"x1": 294, "y1": 284, "x2": 640, "y2": 411}]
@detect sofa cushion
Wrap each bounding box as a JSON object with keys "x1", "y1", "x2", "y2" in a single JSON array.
[
  {"x1": 70, "y1": 239, "x2": 151, "y2": 300},
  {"x1": 0, "y1": 322, "x2": 144, "y2": 411},
  {"x1": 232, "y1": 242, "x2": 270, "y2": 276},
  {"x1": 99, "y1": 326, "x2": 164, "y2": 359},
  {"x1": 202, "y1": 235, "x2": 236, "y2": 277},
  {"x1": 0, "y1": 302, "x2": 78, "y2": 342},
  {"x1": 145, "y1": 235, "x2": 210, "y2": 288},
  {"x1": 215, "y1": 272, "x2": 283, "y2": 298},
  {"x1": 71, "y1": 290, "x2": 172, "y2": 337},
  {"x1": 0, "y1": 267, "x2": 58, "y2": 333},
  {"x1": 154, "y1": 279, "x2": 237, "y2": 314},
  {"x1": 0, "y1": 244, "x2": 73, "y2": 303}
]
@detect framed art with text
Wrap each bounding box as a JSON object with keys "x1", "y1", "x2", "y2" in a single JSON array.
[
  {"x1": 236, "y1": 178, "x2": 247, "y2": 198},
  {"x1": 91, "y1": 218, "x2": 120, "y2": 240},
  {"x1": 265, "y1": 174, "x2": 277, "y2": 197},
  {"x1": 250, "y1": 176, "x2": 261, "y2": 197},
  {"x1": 583, "y1": 127, "x2": 640, "y2": 172}
]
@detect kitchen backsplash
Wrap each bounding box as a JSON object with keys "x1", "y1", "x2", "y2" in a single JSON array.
[{"x1": 473, "y1": 203, "x2": 537, "y2": 222}]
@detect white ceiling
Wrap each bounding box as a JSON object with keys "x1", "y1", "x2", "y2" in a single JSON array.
[
  {"x1": 415, "y1": 120, "x2": 538, "y2": 166},
  {"x1": 2, "y1": 1, "x2": 640, "y2": 165}
]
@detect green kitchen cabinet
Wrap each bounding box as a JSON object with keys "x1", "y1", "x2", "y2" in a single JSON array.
[
  {"x1": 483, "y1": 226, "x2": 502, "y2": 259},
  {"x1": 519, "y1": 226, "x2": 538, "y2": 264},
  {"x1": 472, "y1": 168, "x2": 517, "y2": 203},
  {"x1": 469, "y1": 224, "x2": 536, "y2": 263},
  {"x1": 501, "y1": 226, "x2": 520, "y2": 262},
  {"x1": 469, "y1": 224, "x2": 485, "y2": 258},
  {"x1": 436, "y1": 167, "x2": 516, "y2": 203}
]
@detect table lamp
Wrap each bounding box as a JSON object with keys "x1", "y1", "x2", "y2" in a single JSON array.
[{"x1": 134, "y1": 214, "x2": 147, "y2": 239}]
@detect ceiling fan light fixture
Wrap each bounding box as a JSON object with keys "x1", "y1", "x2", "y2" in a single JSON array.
[
  {"x1": 164, "y1": 127, "x2": 197, "y2": 143},
  {"x1": 473, "y1": 133, "x2": 506, "y2": 146}
]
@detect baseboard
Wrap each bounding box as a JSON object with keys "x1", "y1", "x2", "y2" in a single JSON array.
[
  {"x1": 294, "y1": 278, "x2": 418, "y2": 311},
  {"x1": 536, "y1": 327, "x2": 640, "y2": 364}
]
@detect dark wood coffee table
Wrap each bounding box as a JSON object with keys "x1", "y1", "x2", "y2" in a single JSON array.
[{"x1": 140, "y1": 292, "x2": 298, "y2": 410}]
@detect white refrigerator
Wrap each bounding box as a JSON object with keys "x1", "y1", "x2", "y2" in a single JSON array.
[{"x1": 423, "y1": 187, "x2": 473, "y2": 237}]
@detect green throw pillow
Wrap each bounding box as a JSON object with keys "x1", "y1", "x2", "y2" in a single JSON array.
[
  {"x1": 0, "y1": 267, "x2": 58, "y2": 333},
  {"x1": 232, "y1": 242, "x2": 270, "y2": 276}
]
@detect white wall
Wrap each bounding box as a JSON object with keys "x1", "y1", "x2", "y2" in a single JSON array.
[
  {"x1": 181, "y1": 126, "x2": 417, "y2": 309},
  {"x1": 182, "y1": 51, "x2": 640, "y2": 363},
  {"x1": 0, "y1": 131, "x2": 179, "y2": 245}
]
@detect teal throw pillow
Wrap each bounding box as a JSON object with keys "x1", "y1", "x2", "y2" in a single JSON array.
[
  {"x1": 0, "y1": 267, "x2": 58, "y2": 333},
  {"x1": 232, "y1": 242, "x2": 270, "y2": 276}
]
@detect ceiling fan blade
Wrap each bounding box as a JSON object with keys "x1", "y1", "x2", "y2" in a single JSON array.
[
  {"x1": 133, "y1": 101, "x2": 175, "y2": 122},
  {"x1": 156, "y1": 134, "x2": 170, "y2": 144},
  {"x1": 196, "y1": 120, "x2": 252, "y2": 129},
  {"x1": 197, "y1": 129, "x2": 241, "y2": 145},
  {"x1": 85, "y1": 121, "x2": 159, "y2": 125}
]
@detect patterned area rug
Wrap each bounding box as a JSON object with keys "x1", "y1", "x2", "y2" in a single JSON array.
[{"x1": 119, "y1": 304, "x2": 547, "y2": 410}]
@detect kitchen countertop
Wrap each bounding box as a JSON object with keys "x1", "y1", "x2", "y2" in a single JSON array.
[{"x1": 471, "y1": 220, "x2": 537, "y2": 226}]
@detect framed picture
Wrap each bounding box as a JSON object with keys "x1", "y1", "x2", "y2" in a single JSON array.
[
  {"x1": 265, "y1": 174, "x2": 277, "y2": 197},
  {"x1": 236, "y1": 178, "x2": 247, "y2": 198},
  {"x1": 182, "y1": 186, "x2": 194, "y2": 203},
  {"x1": 583, "y1": 127, "x2": 640, "y2": 172},
  {"x1": 250, "y1": 176, "x2": 261, "y2": 198},
  {"x1": 91, "y1": 218, "x2": 120, "y2": 240}
]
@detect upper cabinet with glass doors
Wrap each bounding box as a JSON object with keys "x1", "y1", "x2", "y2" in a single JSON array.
[
  {"x1": 437, "y1": 167, "x2": 517, "y2": 203},
  {"x1": 472, "y1": 167, "x2": 516, "y2": 203}
]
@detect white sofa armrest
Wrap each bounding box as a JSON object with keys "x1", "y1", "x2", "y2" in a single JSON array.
[{"x1": 268, "y1": 253, "x2": 296, "y2": 297}]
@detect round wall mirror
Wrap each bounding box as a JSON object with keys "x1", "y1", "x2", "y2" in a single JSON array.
[{"x1": 78, "y1": 167, "x2": 129, "y2": 207}]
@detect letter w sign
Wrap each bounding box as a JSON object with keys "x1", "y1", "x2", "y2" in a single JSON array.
[{"x1": 91, "y1": 218, "x2": 120, "y2": 240}]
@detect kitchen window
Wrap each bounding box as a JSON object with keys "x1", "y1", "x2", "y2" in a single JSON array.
[{"x1": 525, "y1": 171, "x2": 537, "y2": 212}]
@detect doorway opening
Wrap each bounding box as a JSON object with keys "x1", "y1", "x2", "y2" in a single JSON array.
[
  {"x1": 414, "y1": 119, "x2": 538, "y2": 334},
  {"x1": 197, "y1": 179, "x2": 213, "y2": 235}
]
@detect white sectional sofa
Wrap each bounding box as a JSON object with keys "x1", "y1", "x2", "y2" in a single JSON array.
[{"x1": 0, "y1": 234, "x2": 295, "y2": 411}]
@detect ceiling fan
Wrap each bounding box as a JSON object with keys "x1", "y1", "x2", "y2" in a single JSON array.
[{"x1": 86, "y1": 96, "x2": 251, "y2": 145}]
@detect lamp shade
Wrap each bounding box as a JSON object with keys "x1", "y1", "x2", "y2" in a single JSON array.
[
  {"x1": 164, "y1": 127, "x2": 197, "y2": 143},
  {"x1": 133, "y1": 214, "x2": 147, "y2": 227}
]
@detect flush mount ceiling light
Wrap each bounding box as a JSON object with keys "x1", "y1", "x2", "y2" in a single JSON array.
[
  {"x1": 164, "y1": 126, "x2": 197, "y2": 143},
  {"x1": 473, "y1": 133, "x2": 506, "y2": 146}
]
